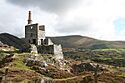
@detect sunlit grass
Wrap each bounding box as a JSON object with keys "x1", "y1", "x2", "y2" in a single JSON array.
[{"x1": 93, "y1": 48, "x2": 125, "y2": 53}]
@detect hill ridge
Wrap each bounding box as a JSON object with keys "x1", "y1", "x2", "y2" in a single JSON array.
[
  {"x1": 0, "y1": 33, "x2": 30, "y2": 51},
  {"x1": 1, "y1": 33, "x2": 125, "y2": 50}
]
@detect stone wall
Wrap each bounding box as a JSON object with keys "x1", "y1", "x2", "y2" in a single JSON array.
[
  {"x1": 25, "y1": 23, "x2": 38, "y2": 45},
  {"x1": 25, "y1": 11, "x2": 63, "y2": 60},
  {"x1": 37, "y1": 45, "x2": 54, "y2": 54},
  {"x1": 38, "y1": 25, "x2": 45, "y2": 45},
  {"x1": 44, "y1": 38, "x2": 53, "y2": 45},
  {"x1": 25, "y1": 23, "x2": 45, "y2": 45},
  {"x1": 36, "y1": 44, "x2": 63, "y2": 60},
  {"x1": 54, "y1": 44, "x2": 63, "y2": 59}
]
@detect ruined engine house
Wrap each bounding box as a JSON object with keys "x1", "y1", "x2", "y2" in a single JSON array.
[{"x1": 25, "y1": 11, "x2": 63, "y2": 59}]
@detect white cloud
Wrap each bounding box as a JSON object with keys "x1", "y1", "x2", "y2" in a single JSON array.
[
  {"x1": 52, "y1": 0, "x2": 125, "y2": 40},
  {"x1": 7, "y1": 0, "x2": 82, "y2": 14},
  {"x1": 1, "y1": 0, "x2": 125, "y2": 40}
]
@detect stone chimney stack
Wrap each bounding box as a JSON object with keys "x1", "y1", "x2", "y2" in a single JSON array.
[{"x1": 28, "y1": 11, "x2": 32, "y2": 24}]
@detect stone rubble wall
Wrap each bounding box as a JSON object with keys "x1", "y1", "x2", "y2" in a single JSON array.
[{"x1": 54, "y1": 44, "x2": 63, "y2": 60}]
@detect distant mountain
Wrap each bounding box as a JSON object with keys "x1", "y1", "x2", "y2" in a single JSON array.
[
  {"x1": 48, "y1": 35, "x2": 125, "y2": 49},
  {"x1": 0, "y1": 33, "x2": 30, "y2": 51},
  {"x1": 0, "y1": 33, "x2": 125, "y2": 50}
]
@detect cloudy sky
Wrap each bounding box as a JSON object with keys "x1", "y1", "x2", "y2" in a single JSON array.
[{"x1": 1, "y1": 0, "x2": 125, "y2": 40}]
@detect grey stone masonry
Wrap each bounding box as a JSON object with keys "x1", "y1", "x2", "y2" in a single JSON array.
[
  {"x1": 25, "y1": 23, "x2": 45, "y2": 45},
  {"x1": 25, "y1": 11, "x2": 63, "y2": 60}
]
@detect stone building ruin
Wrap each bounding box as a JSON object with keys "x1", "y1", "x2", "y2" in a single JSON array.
[{"x1": 25, "y1": 11, "x2": 63, "y2": 59}]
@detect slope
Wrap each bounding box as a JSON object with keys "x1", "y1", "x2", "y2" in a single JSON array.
[
  {"x1": 0, "y1": 33, "x2": 30, "y2": 51},
  {"x1": 0, "y1": 33, "x2": 125, "y2": 50},
  {"x1": 49, "y1": 35, "x2": 125, "y2": 49}
]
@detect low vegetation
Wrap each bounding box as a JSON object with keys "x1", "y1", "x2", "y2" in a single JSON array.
[
  {"x1": 0, "y1": 48, "x2": 125, "y2": 82},
  {"x1": 64, "y1": 48, "x2": 125, "y2": 66}
]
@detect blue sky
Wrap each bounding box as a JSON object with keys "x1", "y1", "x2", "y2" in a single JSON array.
[
  {"x1": 114, "y1": 18, "x2": 125, "y2": 33},
  {"x1": 1, "y1": 0, "x2": 125, "y2": 40}
]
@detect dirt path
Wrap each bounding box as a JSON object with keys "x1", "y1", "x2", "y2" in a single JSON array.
[{"x1": 53, "y1": 74, "x2": 91, "y2": 81}]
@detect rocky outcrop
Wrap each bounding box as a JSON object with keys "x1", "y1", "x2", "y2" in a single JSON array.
[{"x1": 71, "y1": 63, "x2": 101, "y2": 74}]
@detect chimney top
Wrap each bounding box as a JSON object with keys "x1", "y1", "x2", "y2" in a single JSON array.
[{"x1": 28, "y1": 11, "x2": 32, "y2": 24}]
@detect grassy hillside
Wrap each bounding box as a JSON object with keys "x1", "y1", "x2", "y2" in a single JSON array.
[
  {"x1": 0, "y1": 33, "x2": 30, "y2": 51},
  {"x1": 0, "y1": 33, "x2": 125, "y2": 50},
  {"x1": 0, "y1": 50, "x2": 125, "y2": 83},
  {"x1": 64, "y1": 48, "x2": 125, "y2": 66},
  {"x1": 0, "y1": 33, "x2": 125, "y2": 82},
  {"x1": 49, "y1": 35, "x2": 125, "y2": 49}
]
